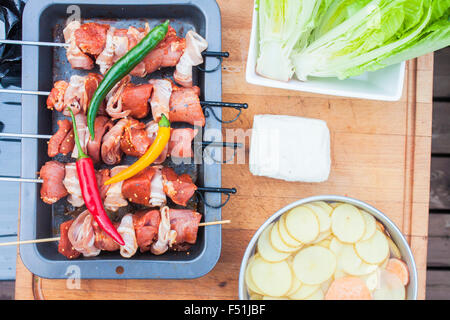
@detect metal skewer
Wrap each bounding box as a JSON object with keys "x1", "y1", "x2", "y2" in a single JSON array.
[
  {"x1": 0, "y1": 39, "x2": 228, "y2": 65},
  {"x1": 0, "y1": 39, "x2": 69, "y2": 47},
  {"x1": 0, "y1": 132, "x2": 242, "y2": 151},
  {"x1": 0, "y1": 177, "x2": 42, "y2": 183},
  {"x1": 0, "y1": 39, "x2": 228, "y2": 57},
  {"x1": 0, "y1": 38, "x2": 228, "y2": 75},
  {"x1": 0, "y1": 176, "x2": 237, "y2": 209},
  {"x1": 0, "y1": 176, "x2": 236, "y2": 196},
  {"x1": 0, "y1": 88, "x2": 52, "y2": 96},
  {"x1": 0, "y1": 88, "x2": 246, "y2": 123},
  {"x1": 0, "y1": 133, "x2": 52, "y2": 140}
]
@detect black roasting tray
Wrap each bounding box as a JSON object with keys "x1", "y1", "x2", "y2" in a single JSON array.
[{"x1": 20, "y1": 0, "x2": 223, "y2": 279}]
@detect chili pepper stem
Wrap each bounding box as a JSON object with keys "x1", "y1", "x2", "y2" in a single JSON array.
[
  {"x1": 67, "y1": 107, "x2": 88, "y2": 159},
  {"x1": 158, "y1": 113, "x2": 170, "y2": 127}
]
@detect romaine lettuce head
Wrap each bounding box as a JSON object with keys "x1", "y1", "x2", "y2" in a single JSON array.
[{"x1": 293, "y1": 0, "x2": 449, "y2": 80}]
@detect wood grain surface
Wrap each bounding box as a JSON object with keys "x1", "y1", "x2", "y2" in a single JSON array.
[
  {"x1": 427, "y1": 213, "x2": 450, "y2": 267},
  {"x1": 431, "y1": 102, "x2": 450, "y2": 154},
  {"x1": 15, "y1": 0, "x2": 434, "y2": 300},
  {"x1": 426, "y1": 270, "x2": 450, "y2": 300}
]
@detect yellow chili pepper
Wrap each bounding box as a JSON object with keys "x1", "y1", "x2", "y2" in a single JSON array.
[{"x1": 104, "y1": 114, "x2": 171, "y2": 186}]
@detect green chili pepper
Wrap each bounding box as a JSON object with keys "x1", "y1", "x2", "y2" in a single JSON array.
[{"x1": 87, "y1": 19, "x2": 169, "y2": 139}]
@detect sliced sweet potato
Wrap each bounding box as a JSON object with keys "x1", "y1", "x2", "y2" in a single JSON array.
[
  {"x1": 385, "y1": 258, "x2": 409, "y2": 286},
  {"x1": 325, "y1": 276, "x2": 372, "y2": 300}
]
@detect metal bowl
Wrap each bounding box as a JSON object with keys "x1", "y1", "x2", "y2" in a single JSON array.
[{"x1": 238, "y1": 195, "x2": 418, "y2": 300}]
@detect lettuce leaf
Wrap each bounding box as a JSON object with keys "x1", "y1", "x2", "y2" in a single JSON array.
[
  {"x1": 311, "y1": 0, "x2": 373, "y2": 40},
  {"x1": 367, "y1": 15, "x2": 450, "y2": 71},
  {"x1": 255, "y1": 0, "x2": 325, "y2": 81}
]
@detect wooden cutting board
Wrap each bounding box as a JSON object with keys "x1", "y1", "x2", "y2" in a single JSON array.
[{"x1": 15, "y1": 0, "x2": 433, "y2": 300}]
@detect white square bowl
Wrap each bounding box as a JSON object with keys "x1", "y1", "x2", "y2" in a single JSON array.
[{"x1": 245, "y1": 4, "x2": 406, "y2": 101}]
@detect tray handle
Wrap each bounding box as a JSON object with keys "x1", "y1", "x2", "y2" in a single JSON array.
[{"x1": 196, "y1": 187, "x2": 237, "y2": 209}]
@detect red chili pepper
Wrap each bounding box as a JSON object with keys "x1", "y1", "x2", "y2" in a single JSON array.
[{"x1": 68, "y1": 108, "x2": 125, "y2": 246}]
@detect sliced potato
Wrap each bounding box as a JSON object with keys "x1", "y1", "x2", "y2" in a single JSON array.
[
  {"x1": 373, "y1": 269, "x2": 406, "y2": 300},
  {"x1": 270, "y1": 220, "x2": 300, "y2": 253},
  {"x1": 329, "y1": 237, "x2": 344, "y2": 255},
  {"x1": 262, "y1": 296, "x2": 289, "y2": 300},
  {"x1": 288, "y1": 283, "x2": 320, "y2": 300},
  {"x1": 285, "y1": 206, "x2": 320, "y2": 243},
  {"x1": 360, "y1": 268, "x2": 380, "y2": 291},
  {"x1": 320, "y1": 278, "x2": 333, "y2": 294},
  {"x1": 293, "y1": 246, "x2": 336, "y2": 285},
  {"x1": 380, "y1": 256, "x2": 389, "y2": 268},
  {"x1": 257, "y1": 223, "x2": 291, "y2": 262},
  {"x1": 387, "y1": 236, "x2": 402, "y2": 259},
  {"x1": 286, "y1": 274, "x2": 302, "y2": 296},
  {"x1": 337, "y1": 244, "x2": 378, "y2": 276},
  {"x1": 360, "y1": 211, "x2": 376, "y2": 241},
  {"x1": 310, "y1": 201, "x2": 333, "y2": 215},
  {"x1": 304, "y1": 203, "x2": 331, "y2": 233},
  {"x1": 333, "y1": 269, "x2": 348, "y2": 280},
  {"x1": 315, "y1": 238, "x2": 332, "y2": 249},
  {"x1": 285, "y1": 257, "x2": 303, "y2": 295},
  {"x1": 304, "y1": 288, "x2": 324, "y2": 300},
  {"x1": 278, "y1": 214, "x2": 303, "y2": 248},
  {"x1": 329, "y1": 202, "x2": 341, "y2": 209},
  {"x1": 376, "y1": 221, "x2": 385, "y2": 233},
  {"x1": 331, "y1": 204, "x2": 365, "y2": 243},
  {"x1": 249, "y1": 293, "x2": 263, "y2": 300},
  {"x1": 312, "y1": 230, "x2": 332, "y2": 244},
  {"x1": 250, "y1": 256, "x2": 292, "y2": 297},
  {"x1": 355, "y1": 230, "x2": 389, "y2": 265},
  {"x1": 245, "y1": 255, "x2": 265, "y2": 295}
]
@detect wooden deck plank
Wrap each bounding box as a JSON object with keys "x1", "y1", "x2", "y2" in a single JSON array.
[
  {"x1": 433, "y1": 48, "x2": 450, "y2": 98},
  {"x1": 0, "y1": 281, "x2": 14, "y2": 300},
  {"x1": 430, "y1": 157, "x2": 450, "y2": 210},
  {"x1": 427, "y1": 237, "x2": 450, "y2": 268},
  {"x1": 432, "y1": 102, "x2": 450, "y2": 154},
  {"x1": 429, "y1": 213, "x2": 450, "y2": 237},
  {"x1": 427, "y1": 213, "x2": 450, "y2": 268},
  {"x1": 427, "y1": 43, "x2": 450, "y2": 301},
  {"x1": 426, "y1": 270, "x2": 450, "y2": 300}
]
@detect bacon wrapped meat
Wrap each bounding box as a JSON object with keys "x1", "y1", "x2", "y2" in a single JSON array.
[
  {"x1": 57, "y1": 206, "x2": 201, "y2": 259},
  {"x1": 162, "y1": 167, "x2": 197, "y2": 207},
  {"x1": 48, "y1": 119, "x2": 74, "y2": 157},
  {"x1": 169, "y1": 85, "x2": 205, "y2": 126},
  {"x1": 63, "y1": 21, "x2": 94, "y2": 70},
  {"x1": 39, "y1": 160, "x2": 68, "y2": 204},
  {"x1": 68, "y1": 210, "x2": 101, "y2": 257},
  {"x1": 64, "y1": 21, "x2": 187, "y2": 78},
  {"x1": 40, "y1": 162, "x2": 198, "y2": 209},
  {"x1": 46, "y1": 73, "x2": 103, "y2": 116},
  {"x1": 174, "y1": 30, "x2": 208, "y2": 88},
  {"x1": 58, "y1": 220, "x2": 81, "y2": 259}
]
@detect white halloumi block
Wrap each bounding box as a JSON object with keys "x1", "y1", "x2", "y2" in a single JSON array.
[{"x1": 249, "y1": 115, "x2": 330, "y2": 182}]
